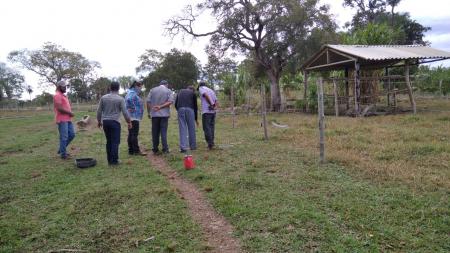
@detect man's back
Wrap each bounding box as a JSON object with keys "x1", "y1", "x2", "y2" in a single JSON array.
[
  {"x1": 147, "y1": 85, "x2": 173, "y2": 117},
  {"x1": 175, "y1": 89, "x2": 197, "y2": 109},
  {"x1": 97, "y1": 93, "x2": 128, "y2": 122},
  {"x1": 199, "y1": 86, "x2": 217, "y2": 114}
]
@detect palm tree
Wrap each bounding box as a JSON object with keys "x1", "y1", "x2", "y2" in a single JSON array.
[{"x1": 26, "y1": 85, "x2": 33, "y2": 101}]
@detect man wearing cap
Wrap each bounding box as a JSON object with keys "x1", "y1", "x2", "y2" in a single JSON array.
[
  {"x1": 53, "y1": 80, "x2": 75, "y2": 159},
  {"x1": 125, "y1": 81, "x2": 146, "y2": 156},
  {"x1": 198, "y1": 81, "x2": 218, "y2": 150},
  {"x1": 97, "y1": 81, "x2": 132, "y2": 165},
  {"x1": 146, "y1": 80, "x2": 174, "y2": 154}
]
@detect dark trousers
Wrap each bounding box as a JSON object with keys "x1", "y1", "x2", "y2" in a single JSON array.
[
  {"x1": 127, "y1": 120, "x2": 140, "y2": 154},
  {"x1": 202, "y1": 113, "x2": 216, "y2": 148},
  {"x1": 151, "y1": 117, "x2": 169, "y2": 152},
  {"x1": 103, "y1": 120, "x2": 121, "y2": 164}
]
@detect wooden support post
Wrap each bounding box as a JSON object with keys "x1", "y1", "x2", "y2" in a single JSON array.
[
  {"x1": 404, "y1": 61, "x2": 417, "y2": 114},
  {"x1": 345, "y1": 67, "x2": 350, "y2": 110},
  {"x1": 247, "y1": 90, "x2": 251, "y2": 115},
  {"x1": 385, "y1": 68, "x2": 390, "y2": 106},
  {"x1": 303, "y1": 71, "x2": 308, "y2": 112},
  {"x1": 354, "y1": 62, "x2": 361, "y2": 115},
  {"x1": 439, "y1": 80, "x2": 443, "y2": 97},
  {"x1": 333, "y1": 79, "x2": 339, "y2": 116},
  {"x1": 261, "y1": 83, "x2": 268, "y2": 140},
  {"x1": 318, "y1": 77, "x2": 325, "y2": 164},
  {"x1": 231, "y1": 84, "x2": 235, "y2": 128}
]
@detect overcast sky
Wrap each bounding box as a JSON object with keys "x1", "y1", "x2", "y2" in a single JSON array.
[{"x1": 1, "y1": 0, "x2": 449, "y2": 98}]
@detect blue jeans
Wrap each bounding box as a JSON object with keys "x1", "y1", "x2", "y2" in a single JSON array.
[
  {"x1": 103, "y1": 120, "x2": 121, "y2": 164},
  {"x1": 202, "y1": 113, "x2": 215, "y2": 148},
  {"x1": 151, "y1": 117, "x2": 169, "y2": 153},
  {"x1": 57, "y1": 121, "x2": 75, "y2": 158},
  {"x1": 178, "y1": 107, "x2": 196, "y2": 151}
]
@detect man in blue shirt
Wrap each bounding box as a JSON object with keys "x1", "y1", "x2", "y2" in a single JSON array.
[{"x1": 125, "y1": 81, "x2": 146, "y2": 156}]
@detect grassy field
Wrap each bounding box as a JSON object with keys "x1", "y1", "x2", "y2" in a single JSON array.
[
  {"x1": 0, "y1": 113, "x2": 204, "y2": 252},
  {"x1": 1, "y1": 97, "x2": 449, "y2": 252}
]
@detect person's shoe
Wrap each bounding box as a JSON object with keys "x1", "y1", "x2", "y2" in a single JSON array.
[
  {"x1": 109, "y1": 160, "x2": 121, "y2": 166},
  {"x1": 162, "y1": 150, "x2": 170, "y2": 154},
  {"x1": 180, "y1": 149, "x2": 187, "y2": 153},
  {"x1": 137, "y1": 151, "x2": 147, "y2": 156},
  {"x1": 61, "y1": 153, "x2": 72, "y2": 160}
]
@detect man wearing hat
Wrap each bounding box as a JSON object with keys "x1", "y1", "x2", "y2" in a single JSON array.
[
  {"x1": 53, "y1": 80, "x2": 75, "y2": 159},
  {"x1": 125, "y1": 80, "x2": 146, "y2": 156},
  {"x1": 146, "y1": 80, "x2": 174, "y2": 154}
]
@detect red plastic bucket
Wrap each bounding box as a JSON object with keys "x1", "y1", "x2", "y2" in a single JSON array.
[{"x1": 184, "y1": 155, "x2": 195, "y2": 170}]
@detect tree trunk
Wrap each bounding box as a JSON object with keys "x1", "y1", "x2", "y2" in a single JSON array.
[{"x1": 266, "y1": 70, "x2": 282, "y2": 112}]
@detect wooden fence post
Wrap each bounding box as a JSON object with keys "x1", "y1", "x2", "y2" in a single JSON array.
[
  {"x1": 404, "y1": 61, "x2": 417, "y2": 114},
  {"x1": 231, "y1": 84, "x2": 235, "y2": 128},
  {"x1": 261, "y1": 83, "x2": 268, "y2": 141},
  {"x1": 345, "y1": 67, "x2": 350, "y2": 110},
  {"x1": 318, "y1": 77, "x2": 325, "y2": 164},
  {"x1": 303, "y1": 71, "x2": 308, "y2": 112},
  {"x1": 333, "y1": 79, "x2": 339, "y2": 116},
  {"x1": 354, "y1": 62, "x2": 361, "y2": 116}
]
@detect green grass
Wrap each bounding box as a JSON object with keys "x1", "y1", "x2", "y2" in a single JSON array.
[
  {"x1": 0, "y1": 112, "x2": 204, "y2": 252},
  {"x1": 162, "y1": 105, "x2": 450, "y2": 252},
  {"x1": 1, "y1": 97, "x2": 450, "y2": 252}
]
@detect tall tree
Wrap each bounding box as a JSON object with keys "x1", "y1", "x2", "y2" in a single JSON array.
[
  {"x1": 138, "y1": 48, "x2": 199, "y2": 90},
  {"x1": 26, "y1": 85, "x2": 33, "y2": 101},
  {"x1": 33, "y1": 92, "x2": 53, "y2": 106},
  {"x1": 343, "y1": 0, "x2": 386, "y2": 28},
  {"x1": 116, "y1": 76, "x2": 135, "y2": 91},
  {"x1": 69, "y1": 78, "x2": 90, "y2": 102},
  {"x1": 8, "y1": 42, "x2": 100, "y2": 86},
  {"x1": 90, "y1": 77, "x2": 111, "y2": 100},
  {"x1": 0, "y1": 62, "x2": 25, "y2": 101},
  {"x1": 342, "y1": 22, "x2": 402, "y2": 45},
  {"x1": 386, "y1": 0, "x2": 401, "y2": 26},
  {"x1": 136, "y1": 49, "x2": 164, "y2": 75},
  {"x1": 204, "y1": 46, "x2": 237, "y2": 89},
  {"x1": 165, "y1": 0, "x2": 337, "y2": 111},
  {"x1": 343, "y1": 0, "x2": 430, "y2": 45}
]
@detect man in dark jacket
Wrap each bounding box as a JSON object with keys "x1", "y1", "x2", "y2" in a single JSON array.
[{"x1": 175, "y1": 85, "x2": 198, "y2": 153}]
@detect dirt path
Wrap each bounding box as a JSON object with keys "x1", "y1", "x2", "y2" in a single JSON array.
[{"x1": 147, "y1": 153, "x2": 242, "y2": 253}]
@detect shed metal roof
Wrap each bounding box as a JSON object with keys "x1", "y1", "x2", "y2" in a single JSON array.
[
  {"x1": 327, "y1": 45, "x2": 450, "y2": 60},
  {"x1": 301, "y1": 44, "x2": 450, "y2": 71}
]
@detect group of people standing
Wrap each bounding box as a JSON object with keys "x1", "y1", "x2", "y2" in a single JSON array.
[{"x1": 53, "y1": 79, "x2": 218, "y2": 166}]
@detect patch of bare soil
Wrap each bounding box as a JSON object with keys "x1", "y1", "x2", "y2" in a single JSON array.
[{"x1": 147, "y1": 154, "x2": 242, "y2": 253}]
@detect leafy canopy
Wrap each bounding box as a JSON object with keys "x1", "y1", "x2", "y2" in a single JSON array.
[
  {"x1": 165, "y1": 0, "x2": 338, "y2": 110},
  {"x1": 0, "y1": 62, "x2": 25, "y2": 101},
  {"x1": 8, "y1": 42, "x2": 100, "y2": 87},
  {"x1": 138, "y1": 48, "x2": 199, "y2": 90}
]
